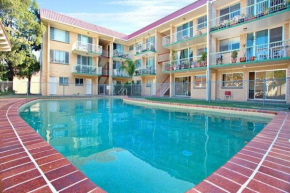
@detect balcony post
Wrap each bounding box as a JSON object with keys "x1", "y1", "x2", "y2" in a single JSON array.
[
  {"x1": 206, "y1": 0, "x2": 211, "y2": 102},
  {"x1": 169, "y1": 73, "x2": 174, "y2": 97},
  {"x1": 109, "y1": 40, "x2": 114, "y2": 96}
]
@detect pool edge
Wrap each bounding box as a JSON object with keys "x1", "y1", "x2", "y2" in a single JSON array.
[
  {"x1": 123, "y1": 97, "x2": 290, "y2": 193},
  {"x1": 0, "y1": 98, "x2": 106, "y2": 193}
]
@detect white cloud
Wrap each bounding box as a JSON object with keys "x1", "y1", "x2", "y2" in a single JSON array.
[{"x1": 64, "y1": 0, "x2": 196, "y2": 34}]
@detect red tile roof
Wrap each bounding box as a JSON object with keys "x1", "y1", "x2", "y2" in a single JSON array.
[{"x1": 39, "y1": 0, "x2": 208, "y2": 41}]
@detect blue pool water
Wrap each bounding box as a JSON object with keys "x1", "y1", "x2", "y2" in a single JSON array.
[{"x1": 19, "y1": 99, "x2": 269, "y2": 193}]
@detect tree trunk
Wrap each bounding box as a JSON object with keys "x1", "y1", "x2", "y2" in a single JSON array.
[
  {"x1": 28, "y1": 77, "x2": 31, "y2": 95},
  {"x1": 7, "y1": 62, "x2": 14, "y2": 93}
]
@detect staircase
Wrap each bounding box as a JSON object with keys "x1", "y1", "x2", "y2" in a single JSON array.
[
  {"x1": 99, "y1": 57, "x2": 108, "y2": 68},
  {"x1": 156, "y1": 76, "x2": 170, "y2": 97},
  {"x1": 98, "y1": 76, "x2": 108, "y2": 84}
]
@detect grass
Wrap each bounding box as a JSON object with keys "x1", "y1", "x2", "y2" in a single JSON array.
[{"x1": 144, "y1": 97, "x2": 290, "y2": 111}]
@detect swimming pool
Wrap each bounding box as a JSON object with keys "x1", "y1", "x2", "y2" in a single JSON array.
[{"x1": 19, "y1": 98, "x2": 269, "y2": 193}]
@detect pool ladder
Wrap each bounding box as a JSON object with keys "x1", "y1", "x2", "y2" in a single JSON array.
[{"x1": 118, "y1": 88, "x2": 127, "y2": 96}]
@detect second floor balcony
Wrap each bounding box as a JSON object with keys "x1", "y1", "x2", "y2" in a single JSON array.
[
  {"x1": 162, "y1": 22, "x2": 207, "y2": 49},
  {"x1": 113, "y1": 49, "x2": 132, "y2": 61},
  {"x1": 72, "y1": 65, "x2": 102, "y2": 76},
  {"x1": 211, "y1": 39, "x2": 290, "y2": 67},
  {"x1": 112, "y1": 69, "x2": 131, "y2": 78},
  {"x1": 134, "y1": 68, "x2": 156, "y2": 76},
  {"x1": 72, "y1": 41, "x2": 102, "y2": 57},
  {"x1": 210, "y1": 0, "x2": 290, "y2": 38},
  {"x1": 135, "y1": 42, "x2": 156, "y2": 57},
  {"x1": 162, "y1": 57, "x2": 207, "y2": 73}
]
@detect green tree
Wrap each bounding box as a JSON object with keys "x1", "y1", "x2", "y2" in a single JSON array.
[
  {"x1": 0, "y1": 0, "x2": 45, "y2": 91},
  {"x1": 119, "y1": 60, "x2": 136, "y2": 78}
]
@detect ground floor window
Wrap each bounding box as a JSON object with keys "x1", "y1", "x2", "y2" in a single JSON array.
[
  {"x1": 59, "y1": 77, "x2": 69, "y2": 85},
  {"x1": 75, "y1": 78, "x2": 84, "y2": 86},
  {"x1": 193, "y1": 75, "x2": 206, "y2": 88},
  {"x1": 249, "y1": 69, "x2": 287, "y2": 100},
  {"x1": 175, "y1": 77, "x2": 191, "y2": 96},
  {"x1": 222, "y1": 73, "x2": 243, "y2": 88},
  {"x1": 146, "y1": 79, "x2": 152, "y2": 87}
]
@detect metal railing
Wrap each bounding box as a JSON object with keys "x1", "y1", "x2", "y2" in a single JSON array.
[
  {"x1": 113, "y1": 49, "x2": 132, "y2": 59},
  {"x1": 112, "y1": 69, "x2": 130, "y2": 77},
  {"x1": 135, "y1": 42, "x2": 156, "y2": 55},
  {"x1": 211, "y1": 39, "x2": 290, "y2": 66},
  {"x1": 162, "y1": 57, "x2": 205, "y2": 71},
  {"x1": 210, "y1": 0, "x2": 288, "y2": 31},
  {"x1": 72, "y1": 41, "x2": 102, "y2": 55},
  {"x1": 162, "y1": 21, "x2": 207, "y2": 46},
  {"x1": 135, "y1": 68, "x2": 156, "y2": 76},
  {"x1": 72, "y1": 65, "x2": 102, "y2": 75}
]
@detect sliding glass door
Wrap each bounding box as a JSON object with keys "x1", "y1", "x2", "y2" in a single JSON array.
[{"x1": 249, "y1": 70, "x2": 287, "y2": 100}]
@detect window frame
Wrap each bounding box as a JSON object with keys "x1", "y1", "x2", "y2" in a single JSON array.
[
  {"x1": 50, "y1": 27, "x2": 70, "y2": 43},
  {"x1": 219, "y1": 37, "x2": 240, "y2": 52},
  {"x1": 75, "y1": 78, "x2": 84, "y2": 86},
  {"x1": 59, "y1": 77, "x2": 69, "y2": 86},
  {"x1": 222, "y1": 72, "x2": 244, "y2": 88},
  {"x1": 197, "y1": 15, "x2": 207, "y2": 30},
  {"x1": 50, "y1": 50, "x2": 69, "y2": 64},
  {"x1": 193, "y1": 75, "x2": 207, "y2": 89}
]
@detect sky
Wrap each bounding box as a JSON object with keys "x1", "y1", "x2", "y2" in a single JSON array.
[{"x1": 36, "y1": 0, "x2": 196, "y2": 34}]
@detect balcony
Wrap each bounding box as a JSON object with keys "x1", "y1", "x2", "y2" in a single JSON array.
[
  {"x1": 210, "y1": 39, "x2": 290, "y2": 68},
  {"x1": 210, "y1": 0, "x2": 290, "y2": 39},
  {"x1": 134, "y1": 68, "x2": 156, "y2": 76},
  {"x1": 72, "y1": 65, "x2": 102, "y2": 76},
  {"x1": 135, "y1": 42, "x2": 156, "y2": 57},
  {"x1": 72, "y1": 41, "x2": 102, "y2": 56},
  {"x1": 112, "y1": 69, "x2": 131, "y2": 78},
  {"x1": 113, "y1": 49, "x2": 132, "y2": 61},
  {"x1": 162, "y1": 23, "x2": 207, "y2": 50},
  {"x1": 162, "y1": 57, "x2": 207, "y2": 73}
]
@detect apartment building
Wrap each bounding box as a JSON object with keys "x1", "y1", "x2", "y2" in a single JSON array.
[{"x1": 39, "y1": 0, "x2": 290, "y2": 103}]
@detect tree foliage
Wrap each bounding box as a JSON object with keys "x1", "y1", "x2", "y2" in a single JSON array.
[
  {"x1": 0, "y1": 0, "x2": 45, "y2": 84},
  {"x1": 120, "y1": 60, "x2": 136, "y2": 77}
]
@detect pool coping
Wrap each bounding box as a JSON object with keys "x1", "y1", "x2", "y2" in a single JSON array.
[
  {"x1": 124, "y1": 97, "x2": 290, "y2": 193},
  {"x1": 0, "y1": 98, "x2": 106, "y2": 193},
  {"x1": 1, "y1": 97, "x2": 289, "y2": 192}
]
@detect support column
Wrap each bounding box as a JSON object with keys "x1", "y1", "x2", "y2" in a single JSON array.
[
  {"x1": 169, "y1": 73, "x2": 174, "y2": 97},
  {"x1": 46, "y1": 23, "x2": 51, "y2": 96},
  {"x1": 109, "y1": 40, "x2": 114, "y2": 95},
  {"x1": 206, "y1": 0, "x2": 211, "y2": 102}
]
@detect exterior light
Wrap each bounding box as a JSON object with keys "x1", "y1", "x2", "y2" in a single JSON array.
[{"x1": 243, "y1": 27, "x2": 247, "y2": 31}]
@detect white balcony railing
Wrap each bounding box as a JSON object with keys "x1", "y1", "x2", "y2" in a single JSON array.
[
  {"x1": 162, "y1": 21, "x2": 207, "y2": 47},
  {"x1": 72, "y1": 41, "x2": 102, "y2": 55},
  {"x1": 135, "y1": 68, "x2": 156, "y2": 76},
  {"x1": 112, "y1": 69, "x2": 130, "y2": 77},
  {"x1": 210, "y1": 0, "x2": 288, "y2": 31},
  {"x1": 211, "y1": 39, "x2": 290, "y2": 66},
  {"x1": 135, "y1": 42, "x2": 156, "y2": 55},
  {"x1": 113, "y1": 49, "x2": 132, "y2": 59},
  {"x1": 162, "y1": 57, "x2": 204, "y2": 71},
  {"x1": 72, "y1": 65, "x2": 102, "y2": 75}
]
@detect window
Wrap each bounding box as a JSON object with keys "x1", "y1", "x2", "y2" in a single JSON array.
[
  {"x1": 136, "y1": 80, "x2": 141, "y2": 85},
  {"x1": 129, "y1": 45, "x2": 134, "y2": 51},
  {"x1": 146, "y1": 57, "x2": 155, "y2": 69},
  {"x1": 50, "y1": 27, "x2": 70, "y2": 43},
  {"x1": 78, "y1": 34, "x2": 92, "y2": 44},
  {"x1": 75, "y1": 78, "x2": 84, "y2": 86},
  {"x1": 59, "y1": 77, "x2": 69, "y2": 85},
  {"x1": 197, "y1": 16, "x2": 207, "y2": 30},
  {"x1": 222, "y1": 73, "x2": 243, "y2": 88},
  {"x1": 197, "y1": 45, "x2": 207, "y2": 56},
  {"x1": 50, "y1": 50, "x2": 69, "y2": 64},
  {"x1": 219, "y1": 3, "x2": 240, "y2": 22},
  {"x1": 146, "y1": 36, "x2": 156, "y2": 50},
  {"x1": 113, "y1": 43, "x2": 124, "y2": 51},
  {"x1": 135, "y1": 59, "x2": 142, "y2": 69},
  {"x1": 146, "y1": 79, "x2": 152, "y2": 87},
  {"x1": 77, "y1": 55, "x2": 93, "y2": 65},
  {"x1": 219, "y1": 37, "x2": 240, "y2": 52},
  {"x1": 135, "y1": 42, "x2": 143, "y2": 52},
  {"x1": 113, "y1": 61, "x2": 123, "y2": 69},
  {"x1": 194, "y1": 75, "x2": 206, "y2": 88},
  {"x1": 177, "y1": 21, "x2": 193, "y2": 41}
]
